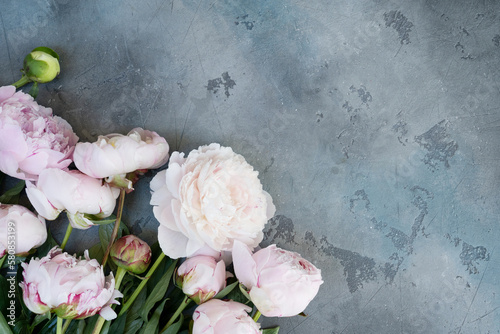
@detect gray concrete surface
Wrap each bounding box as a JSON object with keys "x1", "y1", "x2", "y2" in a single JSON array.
[{"x1": 1, "y1": 0, "x2": 499, "y2": 333}]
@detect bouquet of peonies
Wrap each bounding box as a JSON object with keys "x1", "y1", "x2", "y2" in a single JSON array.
[{"x1": 0, "y1": 47, "x2": 323, "y2": 334}]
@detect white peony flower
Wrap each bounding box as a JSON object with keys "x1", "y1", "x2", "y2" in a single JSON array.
[{"x1": 150, "y1": 143, "x2": 275, "y2": 259}]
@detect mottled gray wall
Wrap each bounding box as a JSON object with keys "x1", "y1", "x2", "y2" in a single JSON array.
[{"x1": 1, "y1": 0, "x2": 499, "y2": 333}]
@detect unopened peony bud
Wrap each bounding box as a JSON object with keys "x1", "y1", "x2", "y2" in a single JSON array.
[
  {"x1": 110, "y1": 235, "x2": 152, "y2": 274},
  {"x1": 176, "y1": 256, "x2": 226, "y2": 304},
  {"x1": 23, "y1": 47, "x2": 60, "y2": 84}
]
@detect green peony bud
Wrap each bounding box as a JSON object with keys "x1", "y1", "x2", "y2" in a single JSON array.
[
  {"x1": 23, "y1": 47, "x2": 60, "y2": 84},
  {"x1": 110, "y1": 235, "x2": 152, "y2": 274}
]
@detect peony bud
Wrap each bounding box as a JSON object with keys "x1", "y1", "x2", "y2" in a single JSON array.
[
  {"x1": 176, "y1": 256, "x2": 226, "y2": 304},
  {"x1": 110, "y1": 235, "x2": 152, "y2": 274},
  {"x1": 23, "y1": 47, "x2": 60, "y2": 84}
]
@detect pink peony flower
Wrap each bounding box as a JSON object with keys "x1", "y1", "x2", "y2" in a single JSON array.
[
  {"x1": 232, "y1": 240, "x2": 323, "y2": 317},
  {"x1": 150, "y1": 143, "x2": 275, "y2": 259},
  {"x1": 25, "y1": 168, "x2": 119, "y2": 229},
  {"x1": 73, "y1": 127, "x2": 169, "y2": 180},
  {"x1": 20, "y1": 247, "x2": 122, "y2": 320},
  {"x1": 0, "y1": 85, "x2": 78, "y2": 181},
  {"x1": 0, "y1": 204, "x2": 47, "y2": 257},
  {"x1": 176, "y1": 255, "x2": 227, "y2": 304},
  {"x1": 192, "y1": 299, "x2": 262, "y2": 334}
]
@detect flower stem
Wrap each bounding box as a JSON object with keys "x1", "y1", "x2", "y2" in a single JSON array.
[
  {"x1": 92, "y1": 317, "x2": 105, "y2": 334},
  {"x1": 91, "y1": 268, "x2": 126, "y2": 334},
  {"x1": 102, "y1": 189, "x2": 126, "y2": 267},
  {"x1": 61, "y1": 319, "x2": 71, "y2": 334},
  {"x1": 115, "y1": 267, "x2": 127, "y2": 290},
  {"x1": 160, "y1": 295, "x2": 191, "y2": 333},
  {"x1": 11, "y1": 75, "x2": 31, "y2": 89},
  {"x1": 60, "y1": 223, "x2": 73, "y2": 251},
  {"x1": 56, "y1": 317, "x2": 63, "y2": 334},
  {"x1": 118, "y1": 252, "x2": 166, "y2": 317},
  {"x1": 252, "y1": 310, "x2": 262, "y2": 322},
  {"x1": 0, "y1": 256, "x2": 5, "y2": 269}
]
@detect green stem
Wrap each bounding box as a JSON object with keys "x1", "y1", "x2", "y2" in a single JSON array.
[
  {"x1": 102, "y1": 189, "x2": 126, "y2": 267},
  {"x1": 61, "y1": 319, "x2": 71, "y2": 334},
  {"x1": 160, "y1": 295, "x2": 191, "y2": 333},
  {"x1": 91, "y1": 317, "x2": 105, "y2": 334},
  {"x1": 91, "y1": 268, "x2": 126, "y2": 334},
  {"x1": 252, "y1": 310, "x2": 262, "y2": 322},
  {"x1": 60, "y1": 223, "x2": 73, "y2": 251},
  {"x1": 115, "y1": 267, "x2": 127, "y2": 290},
  {"x1": 56, "y1": 317, "x2": 63, "y2": 334},
  {"x1": 0, "y1": 256, "x2": 5, "y2": 269},
  {"x1": 118, "y1": 252, "x2": 166, "y2": 317},
  {"x1": 11, "y1": 75, "x2": 31, "y2": 89}
]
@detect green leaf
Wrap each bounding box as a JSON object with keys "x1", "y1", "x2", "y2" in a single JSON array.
[
  {"x1": 140, "y1": 299, "x2": 166, "y2": 334},
  {"x1": 98, "y1": 222, "x2": 129, "y2": 251},
  {"x1": 140, "y1": 260, "x2": 177, "y2": 321},
  {"x1": 163, "y1": 313, "x2": 184, "y2": 334},
  {"x1": 262, "y1": 326, "x2": 280, "y2": 334},
  {"x1": 109, "y1": 314, "x2": 127, "y2": 333},
  {"x1": 0, "y1": 180, "x2": 25, "y2": 204},
  {"x1": 88, "y1": 243, "x2": 104, "y2": 263},
  {"x1": 31, "y1": 312, "x2": 51, "y2": 328},
  {"x1": 37, "y1": 315, "x2": 57, "y2": 334},
  {"x1": 125, "y1": 283, "x2": 147, "y2": 328},
  {"x1": 214, "y1": 280, "x2": 238, "y2": 300},
  {"x1": 124, "y1": 319, "x2": 143, "y2": 334},
  {"x1": 0, "y1": 312, "x2": 14, "y2": 334},
  {"x1": 222, "y1": 282, "x2": 253, "y2": 306},
  {"x1": 82, "y1": 315, "x2": 99, "y2": 334},
  {"x1": 85, "y1": 214, "x2": 117, "y2": 226}
]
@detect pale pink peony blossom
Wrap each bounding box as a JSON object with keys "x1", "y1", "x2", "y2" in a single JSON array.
[
  {"x1": 25, "y1": 168, "x2": 119, "y2": 229},
  {"x1": 232, "y1": 240, "x2": 323, "y2": 317},
  {"x1": 0, "y1": 85, "x2": 78, "y2": 181},
  {"x1": 20, "y1": 247, "x2": 122, "y2": 320},
  {"x1": 0, "y1": 204, "x2": 47, "y2": 257},
  {"x1": 150, "y1": 143, "x2": 275, "y2": 259},
  {"x1": 176, "y1": 255, "x2": 227, "y2": 304},
  {"x1": 192, "y1": 299, "x2": 262, "y2": 334},
  {"x1": 73, "y1": 127, "x2": 169, "y2": 180}
]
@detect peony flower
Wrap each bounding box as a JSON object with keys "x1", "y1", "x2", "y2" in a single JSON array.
[
  {"x1": 232, "y1": 240, "x2": 323, "y2": 317},
  {"x1": 73, "y1": 128, "x2": 169, "y2": 182},
  {"x1": 110, "y1": 235, "x2": 152, "y2": 274},
  {"x1": 20, "y1": 247, "x2": 122, "y2": 320},
  {"x1": 176, "y1": 255, "x2": 226, "y2": 304},
  {"x1": 25, "y1": 168, "x2": 119, "y2": 229},
  {"x1": 192, "y1": 299, "x2": 262, "y2": 334},
  {"x1": 150, "y1": 143, "x2": 275, "y2": 259},
  {"x1": 0, "y1": 85, "x2": 79, "y2": 180},
  {"x1": 0, "y1": 204, "x2": 47, "y2": 257}
]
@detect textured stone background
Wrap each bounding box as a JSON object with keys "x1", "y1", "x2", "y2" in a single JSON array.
[{"x1": 1, "y1": 0, "x2": 499, "y2": 333}]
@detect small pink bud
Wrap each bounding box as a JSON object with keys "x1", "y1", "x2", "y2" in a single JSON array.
[
  {"x1": 176, "y1": 256, "x2": 226, "y2": 304},
  {"x1": 110, "y1": 235, "x2": 152, "y2": 274}
]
